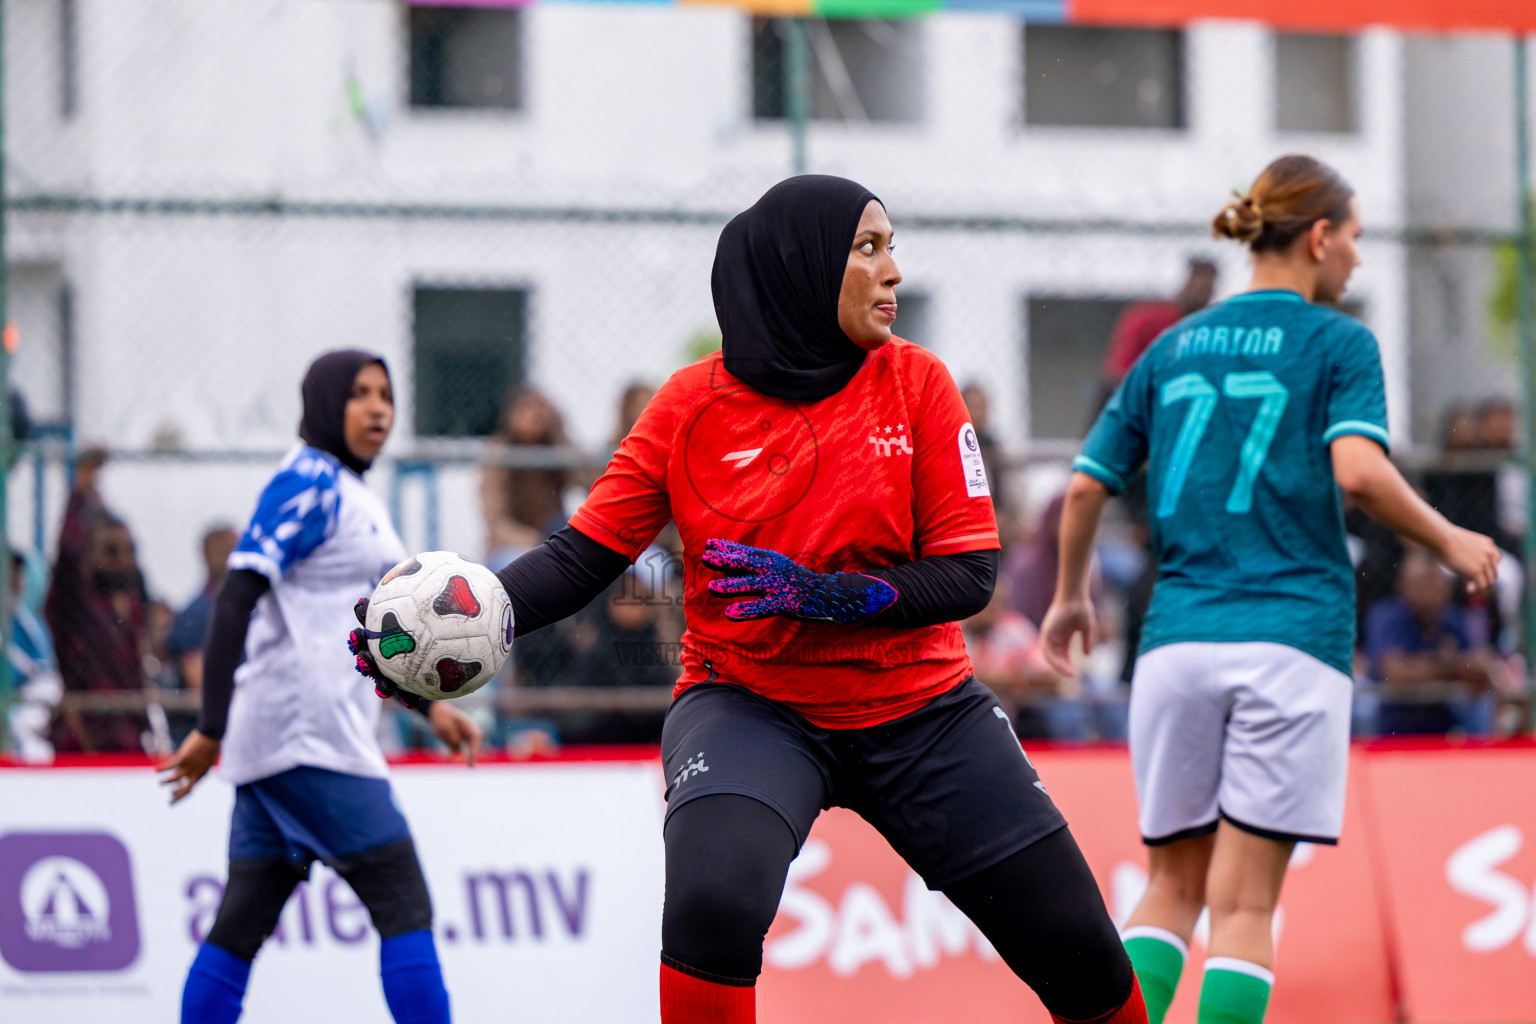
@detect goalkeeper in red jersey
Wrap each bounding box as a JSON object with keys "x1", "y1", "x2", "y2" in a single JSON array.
[{"x1": 356, "y1": 175, "x2": 1146, "y2": 1024}]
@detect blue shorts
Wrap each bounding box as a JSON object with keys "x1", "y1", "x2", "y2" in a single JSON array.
[{"x1": 228, "y1": 766, "x2": 412, "y2": 871}]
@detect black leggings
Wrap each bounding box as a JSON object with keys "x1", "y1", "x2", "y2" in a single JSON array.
[
  {"x1": 206, "y1": 838, "x2": 434, "y2": 961},
  {"x1": 661, "y1": 795, "x2": 1133, "y2": 1021}
]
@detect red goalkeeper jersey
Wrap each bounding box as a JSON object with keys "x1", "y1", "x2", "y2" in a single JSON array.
[{"x1": 570, "y1": 340, "x2": 1000, "y2": 728}]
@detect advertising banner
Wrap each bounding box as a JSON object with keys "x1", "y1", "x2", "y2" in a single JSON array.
[
  {"x1": 4, "y1": 745, "x2": 1532, "y2": 1023},
  {"x1": 0, "y1": 761, "x2": 666, "y2": 1024},
  {"x1": 1044, "y1": 750, "x2": 1397, "y2": 1024},
  {"x1": 758, "y1": 748, "x2": 1396, "y2": 1024},
  {"x1": 1366, "y1": 746, "x2": 1536, "y2": 1024}
]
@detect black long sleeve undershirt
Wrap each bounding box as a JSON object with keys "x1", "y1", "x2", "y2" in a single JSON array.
[
  {"x1": 497, "y1": 526, "x2": 997, "y2": 635},
  {"x1": 863, "y1": 549, "x2": 998, "y2": 628},
  {"x1": 197, "y1": 568, "x2": 270, "y2": 740},
  {"x1": 496, "y1": 526, "x2": 633, "y2": 636}
]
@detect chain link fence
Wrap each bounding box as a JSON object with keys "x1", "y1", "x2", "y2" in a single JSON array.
[{"x1": 4, "y1": 0, "x2": 1532, "y2": 753}]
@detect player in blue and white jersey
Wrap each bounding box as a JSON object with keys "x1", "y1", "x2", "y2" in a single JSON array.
[
  {"x1": 1041, "y1": 156, "x2": 1500, "y2": 1024},
  {"x1": 157, "y1": 350, "x2": 481, "y2": 1024}
]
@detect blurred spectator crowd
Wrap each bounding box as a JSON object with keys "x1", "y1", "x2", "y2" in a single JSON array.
[{"x1": 5, "y1": 272, "x2": 1532, "y2": 757}]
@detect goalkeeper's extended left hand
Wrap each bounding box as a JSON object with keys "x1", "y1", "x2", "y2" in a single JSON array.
[
  {"x1": 701, "y1": 539, "x2": 897, "y2": 625},
  {"x1": 348, "y1": 598, "x2": 425, "y2": 711}
]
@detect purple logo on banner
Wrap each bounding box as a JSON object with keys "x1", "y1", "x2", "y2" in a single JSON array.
[{"x1": 0, "y1": 832, "x2": 141, "y2": 972}]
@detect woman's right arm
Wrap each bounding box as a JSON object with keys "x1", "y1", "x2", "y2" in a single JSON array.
[
  {"x1": 1040, "y1": 352, "x2": 1153, "y2": 675},
  {"x1": 508, "y1": 379, "x2": 677, "y2": 613},
  {"x1": 156, "y1": 568, "x2": 269, "y2": 803},
  {"x1": 357, "y1": 387, "x2": 676, "y2": 692},
  {"x1": 496, "y1": 526, "x2": 632, "y2": 636},
  {"x1": 498, "y1": 379, "x2": 679, "y2": 630},
  {"x1": 1331, "y1": 435, "x2": 1499, "y2": 590},
  {"x1": 1039, "y1": 473, "x2": 1112, "y2": 675},
  {"x1": 356, "y1": 526, "x2": 635, "y2": 700},
  {"x1": 195, "y1": 569, "x2": 270, "y2": 739}
]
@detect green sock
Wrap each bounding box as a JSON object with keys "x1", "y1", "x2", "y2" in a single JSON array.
[
  {"x1": 1197, "y1": 958, "x2": 1273, "y2": 1024},
  {"x1": 1122, "y1": 926, "x2": 1187, "y2": 1024}
]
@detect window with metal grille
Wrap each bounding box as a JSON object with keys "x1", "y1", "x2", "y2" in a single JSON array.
[
  {"x1": 1275, "y1": 32, "x2": 1358, "y2": 133},
  {"x1": 1026, "y1": 296, "x2": 1134, "y2": 440},
  {"x1": 1023, "y1": 25, "x2": 1184, "y2": 129},
  {"x1": 412, "y1": 286, "x2": 528, "y2": 438},
  {"x1": 408, "y1": 6, "x2": 523, "y2": 111},
  {"x1": 752, "y1": 18, "x2": 923, "y2": 123}
]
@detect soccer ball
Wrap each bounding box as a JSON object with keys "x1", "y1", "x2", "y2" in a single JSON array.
[{"x1": 364, "y1": 551, "x2": 513, "y2": 701}]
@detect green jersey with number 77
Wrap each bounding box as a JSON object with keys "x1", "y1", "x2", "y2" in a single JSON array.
[{"x1": 1075, "y1": 288, "x2": 1388, "y2": 676}]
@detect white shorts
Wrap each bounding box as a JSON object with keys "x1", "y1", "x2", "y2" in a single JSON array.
[{"x1": 1129, "y1": 641, "x2": 1352, "y2": 846}]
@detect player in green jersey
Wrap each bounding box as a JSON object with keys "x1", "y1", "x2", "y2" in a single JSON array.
[{"x1": 1042, "y1": 155, "x2": 1500, "y2": 1024}]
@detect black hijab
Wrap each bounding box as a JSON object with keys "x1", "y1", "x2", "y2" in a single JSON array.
[
  {"x1": 712, "y1": 175, "x2": 881, "y2": 403},
  {"x1": 298, "y1": 349, "x2": 390, "y2": 476}
]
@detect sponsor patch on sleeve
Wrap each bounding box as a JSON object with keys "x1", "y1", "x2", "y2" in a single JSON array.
[{"x1": 957, "y1": 423, "x2": 990, "y2": 498}]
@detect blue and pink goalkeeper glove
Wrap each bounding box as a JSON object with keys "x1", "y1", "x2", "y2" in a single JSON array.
[
  {"x1": 348, "y1": 597, "x2": 425, "y2": 710},
  {"x1": 701, "y1": 539, "x2": 898, "y2": 625}
]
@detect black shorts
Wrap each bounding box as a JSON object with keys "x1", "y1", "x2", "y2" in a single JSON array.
[{"x1": 661, "y1": 678, "x2": 1067, "y2": 891}]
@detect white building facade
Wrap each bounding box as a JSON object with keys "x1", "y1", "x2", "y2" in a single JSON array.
[{"x1": 5, "y1": 0, "x2": 1429, "y2": 598}]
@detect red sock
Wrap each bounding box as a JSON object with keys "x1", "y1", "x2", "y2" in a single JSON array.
[
  {"x1": 1051, "y1": 973, "x2": 1149, "y2": 1024},
  {"x1": 660, "y1": 959, "x2": 755, "y2": 1024}
]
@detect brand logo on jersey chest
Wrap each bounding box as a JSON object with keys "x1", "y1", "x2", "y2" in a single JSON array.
[
  {"x1": 868, "y1": 425, "x2": 912, "y2": 457},
  {"x1": 720, "y1": 448, "x2": 763, "y2": 469}
]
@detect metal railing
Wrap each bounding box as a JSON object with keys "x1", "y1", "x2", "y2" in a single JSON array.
[{"x1": 55, "y1": 686, "x2": 677, "y2": 718}]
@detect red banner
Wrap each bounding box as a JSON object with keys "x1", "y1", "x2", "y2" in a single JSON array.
[
  {"x1": 1047, "y1": 750, "x2": 1397, "y2": 1024},
  {"x1": 759, "y1": 747, "x2": 1398, "y2": 1024},
  {"x1": 1366, "y1": 746, "x2": 1536, "y2": 1024}
]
